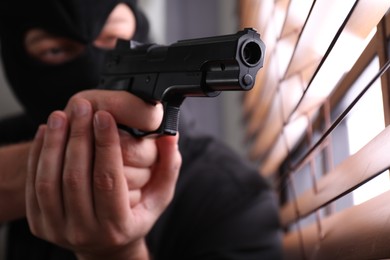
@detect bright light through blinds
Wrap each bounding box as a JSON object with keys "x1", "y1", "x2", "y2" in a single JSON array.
[
  {"x1": 345, "y1": 57, "x2": 389, "y2": 205},
  {"x1": 245, "y1": 0, "x2": 390, "y2": 177}
]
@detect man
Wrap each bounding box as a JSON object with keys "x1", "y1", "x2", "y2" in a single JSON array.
[{"x1": 0, "y1": 0, "x2": 282, "y2": 259}]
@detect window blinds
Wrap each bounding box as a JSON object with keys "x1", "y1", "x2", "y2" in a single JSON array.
[{"x1": 239, "y1": 0, "x2": 390, "y2": 259}]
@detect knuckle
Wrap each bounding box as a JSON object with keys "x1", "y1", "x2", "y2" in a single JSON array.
[
  {"x1": 95, "y1": 135, "x2": 115, "y2": 149},
  {"x1": 42, "y1": 139, "x2": 60, "y2": 151},
  {"x1": 69, "y1": 127, "x2": 88, "y2": 139},
  {"x1": 63, "y1": 168, "x2": 86, "y2": 191},
  {"x1": 35, "y1": 179, "x2": 55, "y2": 196},
  {"x1": 94, "y1": 172, "x2": 116, "y2": 191}
]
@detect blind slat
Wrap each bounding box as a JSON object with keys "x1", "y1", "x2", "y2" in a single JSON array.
[
  {"x1": 284, "y1": 189, "x2": 390, "y2": 260},
  {"x1": 284, "y1": 0, "x2": 356, "y2": 79},
  {"x1": 279, "y1": 0, "x2": 312, "y2": 39},
  {"x1": 281, "y1": 125, "x2": 390, "y2": 226},
  {"x1": 259, "y1": 115, "x2": 309, "y2": 176},
  {"x1": 249, "y1": 89, "x2": 284, "y2": 159}
]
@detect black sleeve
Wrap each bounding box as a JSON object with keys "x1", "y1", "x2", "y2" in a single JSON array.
[
  {"x1": 146, "y1": 134, "x2": 282, "y2": 260},
  {"x1": 0, "y1": 113, "x2": 38, "y2": 144},
  {"x1": 6, "y1": 219, "x2": 76, "y2": 260}
]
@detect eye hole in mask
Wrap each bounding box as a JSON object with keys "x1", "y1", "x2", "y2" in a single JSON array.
[
  {"x1": 24, "y1": 28, "x2": 86, "y2": 65},
  {"x1": 23, "y1": 3, "x2": 136, "y2": 65}
]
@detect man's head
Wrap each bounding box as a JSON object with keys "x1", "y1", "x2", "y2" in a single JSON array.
[{"x1": 0, "y1": 0, "x2": 149, "y2": 124}]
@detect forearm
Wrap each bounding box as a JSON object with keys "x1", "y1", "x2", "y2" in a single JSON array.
[{"x1": 0, "y1": 142, "x2": 30, "y2": 222}]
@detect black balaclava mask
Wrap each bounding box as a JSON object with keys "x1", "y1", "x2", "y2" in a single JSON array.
[{"x1": 0, "y1": 0, "x2": 149, "y2": 124}]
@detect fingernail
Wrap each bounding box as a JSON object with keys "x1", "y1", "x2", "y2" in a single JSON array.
[
  {"x1": 73, "y1": 100, "x2": 90, "y2": 117},
  {"x1": 48, "y1": 114, "x2": 64, "y2": 129},
  {"x1": 94, "y1": 112, "x2": 110, "y2": 130}
]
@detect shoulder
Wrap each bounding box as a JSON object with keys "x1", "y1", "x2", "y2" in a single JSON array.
[{"x1": 178, "y1": 133, "x2": 270, "y2": 198}]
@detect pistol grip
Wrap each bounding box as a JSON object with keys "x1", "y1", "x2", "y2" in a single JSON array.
[{"x1": 160, "y1": 105, "x2": 181, "y2": 135}]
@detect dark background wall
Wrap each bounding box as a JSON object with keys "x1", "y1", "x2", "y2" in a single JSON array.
[
  {"x1": 165, "y1": 0, "x2": 223, "y2": 139},
  {"x1": 165, "y1": 0, "x2": 221, "y2": 41}
]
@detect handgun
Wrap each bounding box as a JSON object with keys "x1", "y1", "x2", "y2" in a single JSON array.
[{"x1": 98, "y1": 28, "x2": 265, "y2": 136}]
